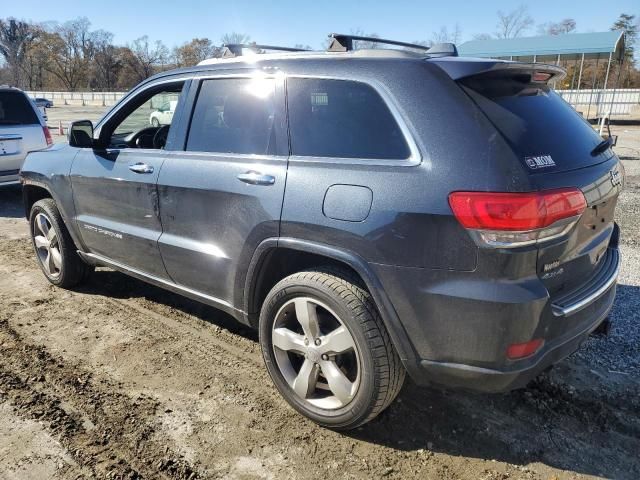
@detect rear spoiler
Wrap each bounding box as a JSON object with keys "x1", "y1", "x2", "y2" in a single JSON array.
[{"x1": 429, "y1": 59, "x2": 566, "y2": 83}]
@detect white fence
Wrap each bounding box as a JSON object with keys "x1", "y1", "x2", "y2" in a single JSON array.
[
  {"x1": 557, "y1": 89, "x2": 640, "y2": 118},
  {"x1": 25, "y1": 90, "x2": 127, "y2": 107},
  {"x1": 25, "y1": 87, "x2": 640, "y2": 118}
]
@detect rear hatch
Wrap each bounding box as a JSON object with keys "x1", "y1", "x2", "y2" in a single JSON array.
[
  {"x1": 0, "y1": 90, "x2": 46, "y2": 178},
  {"x1": 452, "y1": 62, "x2": 622, "y2": 299}
]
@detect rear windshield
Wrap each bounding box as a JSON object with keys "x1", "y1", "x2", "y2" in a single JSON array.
[
  {"x1": 459, "y1": 72, "x2": 607, "y2": 172},
  {"x1": 0, "y1": 91, "x2": 39, "y2": 125}
]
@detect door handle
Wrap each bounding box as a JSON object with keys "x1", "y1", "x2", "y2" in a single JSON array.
[
  {"x1": 129, "y1": 162, "x2": 154, "y2": 174},
  {"x1": 237, "y1": 171, "x2": 275, "y2": 186}
]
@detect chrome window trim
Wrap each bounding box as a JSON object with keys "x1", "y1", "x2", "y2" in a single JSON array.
[
  {"x1": 96, "y1": 72, "x2": 283, "y2": 157},
  {"x1": 163, "y1": 150, "x2": 287, "y2": 161},
  {"x1": 95, "y1": 71, "x2": 423, "y2": 167},
  {"x1": 285, "y1": 74, "x2": 422, "y2": 167}
]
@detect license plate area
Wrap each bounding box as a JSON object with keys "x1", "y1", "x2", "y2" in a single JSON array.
[{"x1": 0, "y1": 136, "x2": 21, "y2": 156}]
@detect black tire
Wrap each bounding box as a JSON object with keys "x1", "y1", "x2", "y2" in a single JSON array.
[
  {"x1": 29, "y1": 198, "x2": 92, "y2": 288},
  {"x1": 259, "y1": 268, "x2": 405, "y2": 429}
]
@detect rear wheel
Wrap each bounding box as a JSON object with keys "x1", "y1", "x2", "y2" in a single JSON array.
[
  {"x1": 29, "y1": 198, "x2": 92, "y2": 288},
  {"x1": 259, "y1": 269, "x2": 405, "y2": 429}
]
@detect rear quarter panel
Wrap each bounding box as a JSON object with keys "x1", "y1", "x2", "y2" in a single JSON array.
[{"x1": 279, "y1": 60, "x2": 532, "y2": 270}]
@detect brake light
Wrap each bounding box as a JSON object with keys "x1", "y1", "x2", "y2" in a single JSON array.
[
  {"x1": 43, "y1": 126, "x2": 53, "y2": 147},
  {"x1": 532, "y1": 72, "x2": 552, "y2": 83},
  {"x1": 507, "y1": 339, "x2": 544, "y2": 360},
  {"x1": 449, "y1": 188, "x2": 586, "y2": 248}
]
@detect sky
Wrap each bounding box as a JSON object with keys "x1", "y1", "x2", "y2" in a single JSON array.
[{"x1": 3, "y1": 0, "x2": 638, "y2": 49}]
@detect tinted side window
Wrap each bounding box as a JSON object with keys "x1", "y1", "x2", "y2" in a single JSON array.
[
  {"x1": 0, "y1": 91, "x2": 39, "y2": 125},
  {"x1": 287, "y1": 78, "x2": 410, "y2": 160},
  {"x1": 187, "y1": 78, "x2": 277, "y2": 155}
]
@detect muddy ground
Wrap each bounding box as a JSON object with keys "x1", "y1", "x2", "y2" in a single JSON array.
[{"x1": 1, "y1": 130, "x2": 639, "y2": 479}]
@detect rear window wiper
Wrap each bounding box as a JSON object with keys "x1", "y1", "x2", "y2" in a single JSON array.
[
  {"x1": 0, "y1": 120, "x2": 21, "y2": 125},
  {"x1": 591, "y1": 137, "x2": 613, "y2": 156}
]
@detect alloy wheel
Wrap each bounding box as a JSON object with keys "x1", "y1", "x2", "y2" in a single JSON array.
[
  {"x1": 272, "y1": 297, "x2": 361, "y2": 409},
  {"x1": 33, "y1": 213, "x2": 62, "y2": 278}
]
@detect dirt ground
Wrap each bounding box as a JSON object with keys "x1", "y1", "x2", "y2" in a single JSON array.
[{"x1": 0, "y1": 123, "x2": 639, "y2": 479}]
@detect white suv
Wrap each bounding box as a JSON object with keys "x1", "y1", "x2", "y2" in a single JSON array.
[
  {"x1": 149, "y1": 100, "x2": 177, "y2": 127},
  {"x1": 0, "y1": 86, "x2": 52, "y2": 186}
]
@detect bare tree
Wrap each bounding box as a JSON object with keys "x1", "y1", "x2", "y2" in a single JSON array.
[
  {"x1": 611, "y1": 13, "x2": 639, "y2": 87},
  {"x1": 472, "y1": 33, "x2": 494, "y2": 41},
  {"x1": 21, "y1": 24, "x2": 49, "y2": 90},
  {"x1": 431, "y1": 24, "x2": 462, "y2": 45},
  {"x1": 0, "y1": 18, "x2": 37, "y2": 87},
  {"x1": 126, "y1": 35, "x2": 169, "y2": 83},
  {"x1": 220, "y1": 32, "x2": 250, "y2": 45},
  {"x1": 36, "y1": 17, "x2": 98, "y2": 90},
  {"x1": 538, "y1": 18, "x2": 577, "y2": 35},
  {"x1": 174, "y1": 38, "x2": 218, "y2": 67},
  {"x1": 348, "y1": 29, "x2": 382, "y2": 50},
  {"x1": 92, "y1": 30, "x2": 122, "y2": 90},
  {"x1": 495, "y1": 5, "x2": 534, "y2": 38}
]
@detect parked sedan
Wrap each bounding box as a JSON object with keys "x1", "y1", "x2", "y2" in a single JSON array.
[{"x1": 33, "y1": 97, "x2": 54, "y2": 108}]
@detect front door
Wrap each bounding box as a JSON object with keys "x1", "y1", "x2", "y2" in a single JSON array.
[
  {"x1": 156, "y1": 75, "x2": 288, "y2": 306},
  {"x1": 70, "y1": 81, "x2": 188, "y2": 279}
]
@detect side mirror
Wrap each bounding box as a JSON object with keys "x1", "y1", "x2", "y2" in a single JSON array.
[{"x1": 68, "y1": 120, "x2": 94, "y2": 148}]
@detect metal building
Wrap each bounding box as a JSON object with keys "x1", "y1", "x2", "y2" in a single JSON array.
[{"x1": 458, "y1": 31, "x2": 629, "y2": 131}]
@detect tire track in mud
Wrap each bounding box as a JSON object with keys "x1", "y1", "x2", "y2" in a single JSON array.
[
  {"x1": 3, "y1": 232, "x2": 640, "y2": 479},
  {"x1": 102, "y1": 296, "x2": 263, "y2": 367},
  {"x1": 0, "y1": 236, "x2": 455, "y2": 479},
  {"x1": 0, "y1": 234, "x2": 301, "y2": 425},
  {"x1": 0, "y1": 319, "x2": 200, "y2": 480}
]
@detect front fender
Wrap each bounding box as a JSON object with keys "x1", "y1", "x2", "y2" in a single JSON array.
[{"x1": 20, "y1": 145, "x2": 85, "y2": 251}]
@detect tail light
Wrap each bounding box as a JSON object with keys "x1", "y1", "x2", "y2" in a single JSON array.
[
  {"x1": 532, "y1": 72, "x2": 552, "y2": 83},
  {"x1": 507, "y1": 339, "x2": 544, "y2": 360},
  {"x1": 449, "y1": 188, "x2": 586, "y2": 248},
  {"x1": 43, "y1": 126, "x2": 53, "y2": 147}
]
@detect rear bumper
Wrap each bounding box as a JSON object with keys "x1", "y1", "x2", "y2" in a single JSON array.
[
  {"x1": 373, "y1": 245, "x2": 620, "y2": 393},
  {"x1": 0, "y1": 169, "x2": 20, "y2": 185},
  {"x1": 551, "y1": 248, "x2": 620, "y2": 316},
  {"x1": 417, "y1": 281, "x2": 615, "y2": 392}
]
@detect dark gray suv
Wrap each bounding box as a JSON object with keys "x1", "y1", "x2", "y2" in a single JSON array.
[{"x1": 20, "y1": 35, "x2": 622, "y2": 429}]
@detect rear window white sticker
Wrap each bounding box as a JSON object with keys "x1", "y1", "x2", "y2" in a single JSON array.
[{"x1": 525, "y1": 155, "x2": 555, "y2": 170}]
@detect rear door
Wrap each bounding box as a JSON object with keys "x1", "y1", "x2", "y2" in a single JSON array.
[{"x1": 156, "y1": 74, "x2": 288, "y2": 305}]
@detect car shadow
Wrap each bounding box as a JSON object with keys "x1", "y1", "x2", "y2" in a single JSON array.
[
  {"x1": 0, "y1": 184, "x2": 24, "y2": 219},
  {"x1": 75, "y1": 268, "x2": 640, "y2": 479},
  {"x1": 77, "y1": 268, "x2": 258, "y2": 342}
]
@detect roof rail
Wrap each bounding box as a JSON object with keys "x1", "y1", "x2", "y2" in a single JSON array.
[
  {"x1": 221, "y1": 43, "x2": 310, "y2": 58},
  {"x1": 326, "y1": 33, "x2": 458, "y2": 57}
]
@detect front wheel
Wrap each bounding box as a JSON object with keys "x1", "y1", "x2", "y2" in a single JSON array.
[
  {"x1": 29, "y1": 198, "x2": 92, "y2": 288},
  {"x1": 259, "y1": 269, "x2": 405, "y2": 429}
]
